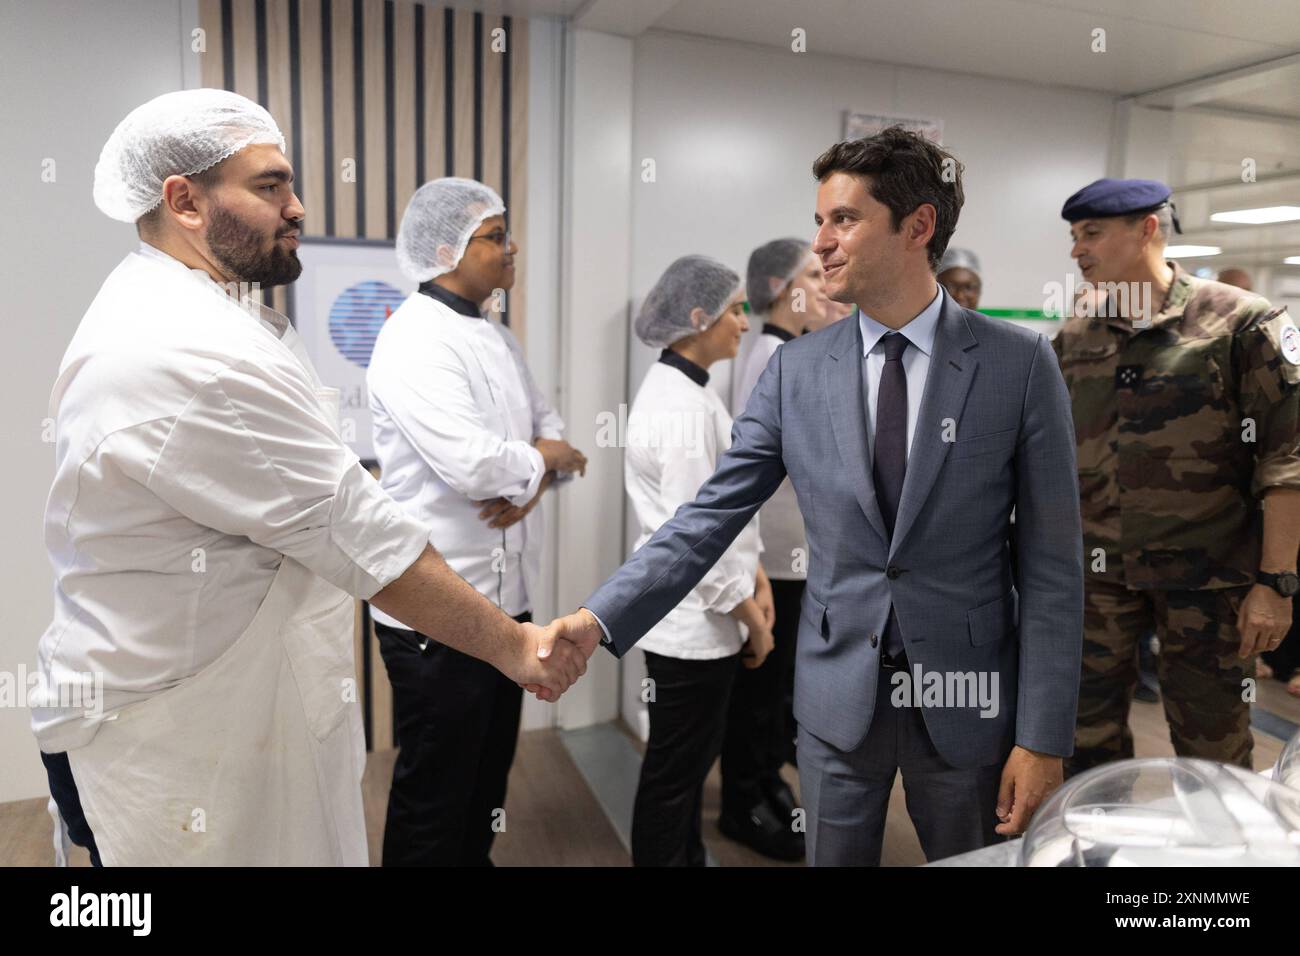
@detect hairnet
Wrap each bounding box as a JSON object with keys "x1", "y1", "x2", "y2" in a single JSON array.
[
  {"x1": 746, "y1": 238, "x2": 811, "y2": 315},
  {"x1": 396, "y1": 177, "x2": 506, "y2": 281},
  {"x1": 93, "y1": 89, "x2": 286, "y2": 223},
  {"x1": 634, "y1": 255, "x2": 743, "y2": 349},
  {"x1": 938, "y1": 247, "x2": 981, "y2": 275}
]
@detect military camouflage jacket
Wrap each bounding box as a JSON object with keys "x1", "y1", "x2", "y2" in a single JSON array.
[{"x1": 1052, "y1": 262, "x2": 1300, "y2": 590}]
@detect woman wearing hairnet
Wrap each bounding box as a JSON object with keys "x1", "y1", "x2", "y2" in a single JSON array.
[
  {"x1": 367, "y1": 177, "x2": 588, "y2": 866},
  {"x1": 625, "y1": 255, "x2": 773, "y2": 866},
  {"x1": 717, "y1": 238, "x2": 828, "y2": 861}
]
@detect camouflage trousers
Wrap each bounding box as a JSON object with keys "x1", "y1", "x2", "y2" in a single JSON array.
[{"x1": 1067, "y1": 580, "x2": 1255, "y2": 778}]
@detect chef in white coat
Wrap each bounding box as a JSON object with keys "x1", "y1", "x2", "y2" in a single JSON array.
[
  {"x1": 33, "y1": 90, "x2": 584, "y2": 867},
  {"x1": 623, "y1": 255, "x2": 774, "y2": 866},
  {"x1": 716, "y1": 238, "x2": 828, "y2": 860},
  {"x1": 365, "y1": 178, "x2": 588, "y2": 866}
]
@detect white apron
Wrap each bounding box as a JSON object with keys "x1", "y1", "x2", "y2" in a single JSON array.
[{"x1": 50, "y1": 288, "x2": 370, "y2": 865}]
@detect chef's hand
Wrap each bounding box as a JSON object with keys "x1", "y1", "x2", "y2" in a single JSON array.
[
  {"x1": 754, "y1": 566, "x2": 776, "y2": 631},
  {"x1": 507, "y1": 619, "x2": 586, "y2": 702},
  {"x1": 534, "y1": 437, "x2": 588, "y2": 476},
  {"x1": 473, "y1": 473, "x2": 555, "y2": 530},
  {"x1": 995, "y1": 746, "x2": 1062, "y2": 835},
  {"x1": 520, "y1": 609, "x2": 605, "y2": 701},
  {"x1": 741, "y1": 623, "x2": 775, "y2": 669}
]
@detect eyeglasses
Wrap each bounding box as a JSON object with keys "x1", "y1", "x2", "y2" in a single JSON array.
[{"x1": 468, "y1": 230, "x2": 511, "y2": 247}]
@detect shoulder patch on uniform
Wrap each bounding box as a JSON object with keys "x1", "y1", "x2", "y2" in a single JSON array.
[{"x1": 1281, "y1": 317, "x2": 1300, "y2": 365}]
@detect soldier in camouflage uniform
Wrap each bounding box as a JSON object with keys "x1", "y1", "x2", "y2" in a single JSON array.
[{"x1": 1052, "y1": 178, "x2": 1300, "y2": 776}]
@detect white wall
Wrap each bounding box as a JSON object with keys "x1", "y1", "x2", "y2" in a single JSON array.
[
  {"x1": 551, "y1": 27, "x2": 635, "y2": 729},
  {"x1": 0, "y1": 0, "x2": 195, "y2": 802},
  {"x1": 616, "y1": 30, "x2": 1117, "y2": 734}
]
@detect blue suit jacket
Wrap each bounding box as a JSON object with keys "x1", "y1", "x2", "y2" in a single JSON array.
[{"x1": 585, "y1": 297, "x2": 1083, "y2": 768}]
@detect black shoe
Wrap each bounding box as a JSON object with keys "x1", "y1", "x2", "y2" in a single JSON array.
[
  {"x1": 762, "y1": 777, "x2": 798, "y2": 819},
  {"x1": 718, "y1": 800, "x2": 805, "y2": 861}
]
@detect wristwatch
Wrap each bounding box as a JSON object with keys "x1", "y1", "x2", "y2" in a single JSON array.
[{"x1": 1257, "y1": 570, "x2": 1300, "y2": 597}]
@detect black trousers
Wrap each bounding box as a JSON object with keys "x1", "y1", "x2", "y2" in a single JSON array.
[
  {"x1": 719, "y1": 578, "x2": 803, "y2": 814},
  {"x1": 375, "y1": 614, "x2": 527, "y2": 867},
  {"x1": 40, "y1": 750, "x2": 102, "y2": 867},
  {"x1": 632, "y1": 650, "x2": 740, "y2": 867}
]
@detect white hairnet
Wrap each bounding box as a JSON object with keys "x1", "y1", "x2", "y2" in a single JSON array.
[
  {"x1": 634, "y1": 255, "x2": 743, "y2": 349},
  {"x1": 938, "y1": 246, "x2": 981, "y2": 275},
  {"x1": 746, "y1": 237, "x2": 811, "y2": 315},
  {"x1": 396, "y1": 177, "x2": 506, "y2": 282},
  {"x1": 93, "y1": 89, "x2": 286, "y2": 223}
]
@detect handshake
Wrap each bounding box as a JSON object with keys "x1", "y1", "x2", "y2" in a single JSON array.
[{"x1": 509, "y1": 608, "x2": 607, "y2": 702}]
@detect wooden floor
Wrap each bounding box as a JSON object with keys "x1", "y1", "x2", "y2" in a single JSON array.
[{"x1": 3, "y1": 678, "x2": 1295, "y2": 867}]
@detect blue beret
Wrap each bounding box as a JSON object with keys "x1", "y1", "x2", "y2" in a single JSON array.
[{"x1": 1061, "y1": 178, "x2": 1173, "y2": 222}]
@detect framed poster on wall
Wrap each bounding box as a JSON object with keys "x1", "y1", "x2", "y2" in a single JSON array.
[
  {"x1": 288, "y1": 237, "x2": 415, "y2": 465},
  {"x1": 843, "y1": 110, "x2": 944, "y2": 144}
]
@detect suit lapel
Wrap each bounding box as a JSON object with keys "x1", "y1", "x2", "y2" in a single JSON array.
[
  {"x1": 888, "y1": 297, "x2": 979, "y2": 559},
  {"x1": 825, "y1": 313, "x2": 890, "y2": 545}
]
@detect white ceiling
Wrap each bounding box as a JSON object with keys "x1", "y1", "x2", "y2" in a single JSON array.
[
  {"x1": 448, "y1": 0, "x2": 1300, "y2": 271},
  {"x1": 456, "y1": 0, "x2": 1300, "y2": 96}
]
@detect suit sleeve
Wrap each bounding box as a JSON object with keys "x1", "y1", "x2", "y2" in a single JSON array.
[
  {"x1": 656, "y1": 408, "x2": 758, "y2": 616},
  {"x1": 584, "y1": 348, "x2": 788, "y2": 656},
  {"x1": 1012, "y1": 333, "x2": 1085, "y2": 757}
]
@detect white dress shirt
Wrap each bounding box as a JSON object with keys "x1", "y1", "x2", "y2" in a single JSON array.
[
  {"x1": 734, "y1": 327, "x2": 807, "y2": 581},
  {"x1": 624, "y1": 358, "x2": 761, "y2": 660},
  {"x1": 366, "y1": 291, "x2": 565, "y2": 626},
  {"x1": 860, "y1": 285, "x2": 945, "y2": 458},
  {"x1": 34, "y1": 243, "x2": 432, "y2": 752}
]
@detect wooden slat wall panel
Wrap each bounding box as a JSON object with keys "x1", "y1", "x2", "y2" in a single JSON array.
[
  {"x1": 199, "y1": 0, "x2": 224, "y2": 87},
  {"x1": 299, "y1": 0, "x2": 327, "y2": 240},
  {"x1": 330, "y1": 0, "x2": 357, "y2": 237},
  {"x1": 266, "y1": 1, "x2": 293, "y2": 314},
  {"x1": 451, "y1": 9, "x2": 475, "y2": 178},
  {"x1": 197, "y1": 0, "x2": 532, "y2": 749},
  {"x1": 392, "y1": 1, "x2": 417, "y2": 223},
  {"x1": 423, "y1": 5, "x2": 446, "y2": 184},
  {"x1": 481, "y1": 15, "x2": 503, "y2": 199},
  {"x1": 231, "y1": 0, "x2": 259, "y2": 105},
  {"x1": 362, "y1": 0, "x2": 386, "y2": 239}
]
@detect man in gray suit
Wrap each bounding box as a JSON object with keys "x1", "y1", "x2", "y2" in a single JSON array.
[{"x1": 537, "y1": 127, "x2": 1083, "y2": 865}]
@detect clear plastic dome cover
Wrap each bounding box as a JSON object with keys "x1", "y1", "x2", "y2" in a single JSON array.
[
  {"x1": 1021, "y1": 758, "x2": 1300, "y2": 866},
  {"x1": 1276, "y1": 726, "x2": 1300, "y2": 793}
]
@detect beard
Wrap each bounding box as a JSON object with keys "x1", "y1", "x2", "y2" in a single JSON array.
[{"x1": 206, "y1": 204, "x2": 303, "y2": 289}]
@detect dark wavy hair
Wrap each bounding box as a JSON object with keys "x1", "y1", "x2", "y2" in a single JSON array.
[{"x1": 812, "y1": 126, "x2": 965, "y2": 271}]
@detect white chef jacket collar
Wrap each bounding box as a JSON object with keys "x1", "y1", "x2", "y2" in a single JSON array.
[
  {"x1": 858, "y1": 284, "x2": 943, "y2": 359},
  {"x1": 136, "y1": 240, "x2": 290, "y2": 338}
]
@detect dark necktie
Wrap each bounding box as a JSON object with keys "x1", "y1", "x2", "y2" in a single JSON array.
[
  {"x1": 872, "y1": 333, "x2": 909, "y2": 537},
  {"x1": 873, "y1": 333, "x2": 909, "y2": 659}
]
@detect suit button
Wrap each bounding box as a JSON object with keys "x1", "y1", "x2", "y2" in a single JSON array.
[
  {"x1": 870, "y1": 633, "x2": 879, "y2": 647},
  {"x1": 887, "y1": 565, "x2": 901, "y2": 579}
]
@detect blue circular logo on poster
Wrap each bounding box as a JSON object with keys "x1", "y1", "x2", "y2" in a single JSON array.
[{"x1": 328, "y1": 280, "x2": 405, "y2": 368}]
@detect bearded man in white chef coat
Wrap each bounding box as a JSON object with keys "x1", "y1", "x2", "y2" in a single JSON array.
[
  {"x1": 365, "y1": 178, "x2": 588, "y2": 866},
  {"x1": 33, "y1": 89, "x2": 585, "y2": 867}
]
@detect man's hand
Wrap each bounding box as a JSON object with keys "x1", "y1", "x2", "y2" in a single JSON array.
[
  {"x1": 521, "y1": 608, "x2": 606, "y2": 701},
  {"x1": 754, "y1": 566, "x2": 775, "y2": 630},
  {"x1": 504, "y1": 619, "x2": 587, "y2": 702},
  {"x1": 473, "y1": 473, "x2": 555, "y2": 530},
  {"x1": 1236, "y1": 583, "x2": 1293, "y2": 658},
  {"x1": 534, "y1": 437, "x2": 588, "y2": 476},
  {"x1": 994, "y1": 745, "x2": 1062, "y2": 836},
  {"x1": 741, "y1": 623, "x2": 775, "y2": 669}
]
